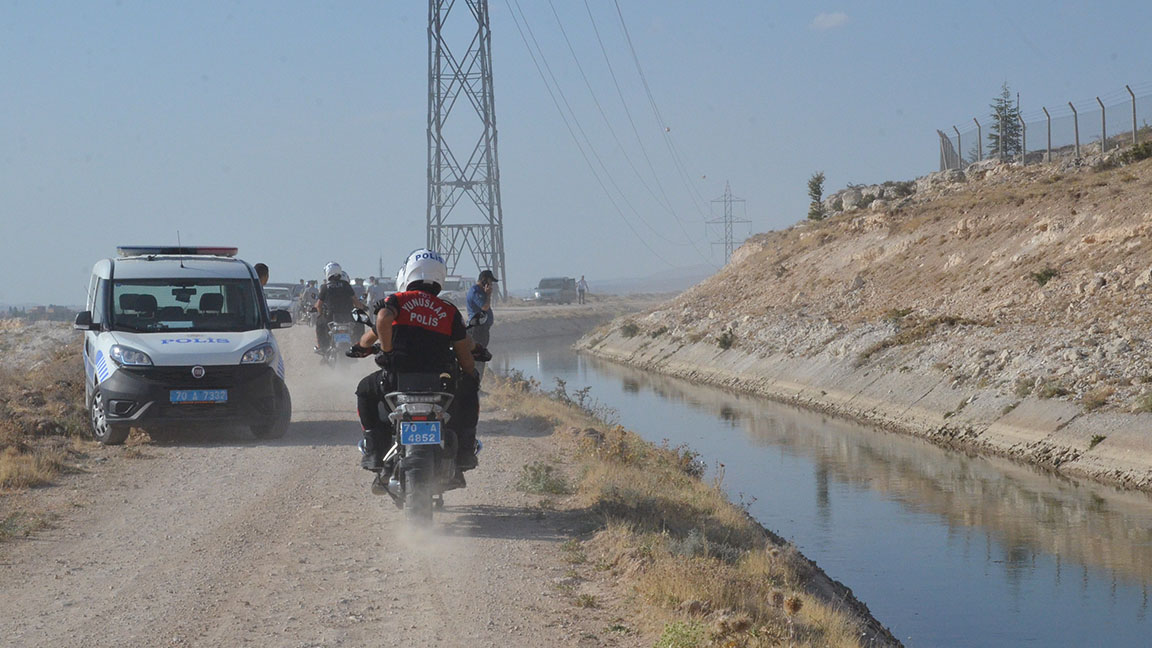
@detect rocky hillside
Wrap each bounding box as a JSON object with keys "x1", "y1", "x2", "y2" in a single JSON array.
[{"x1": 580, "y1": 149, "x2": 1152, "y2": 490}]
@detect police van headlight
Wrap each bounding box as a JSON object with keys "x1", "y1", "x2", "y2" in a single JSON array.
[
  {"x1": 109, "y1": 344, "x2": 153, "y2": 366},
  {"x1": 241, "y1": 343, "x2": 276, "y2": 364}
]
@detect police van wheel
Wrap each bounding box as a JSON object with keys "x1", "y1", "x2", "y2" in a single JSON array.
[
  {"x1": 90, "y1": 389, "x2": 129, "y2": 446},
  {"x1": 251, "y1": 384, "x2": 291, "y2": 440}
]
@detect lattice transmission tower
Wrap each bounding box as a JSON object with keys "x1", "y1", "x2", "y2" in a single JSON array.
[
  {"x1": 427, "y1": 0, "x2": 507, "y2": 296},
  {"x1": 709, "y1": 181, "x2": 749, "y2": 263}
]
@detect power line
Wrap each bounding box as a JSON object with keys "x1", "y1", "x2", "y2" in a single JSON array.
[
  {"x1": 546, "y1": 1, "x2": 674, "y2": 217},
  {"x1": 612, "y1": 0, "x2": 712, "y2": 216},
  {"x1": 571, "y1": 0, "x2": 714, "y2": 264},
  {"x1": 511, "y1": 1, "x2": 695, "y2": 247},
  {"x1": 503, "y1": 0, "x2": 679, "y2": 267}
]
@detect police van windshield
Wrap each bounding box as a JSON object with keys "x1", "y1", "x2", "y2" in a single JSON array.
[
  {"x1": 110, "y1": 279, "x2": 262, "y2": 333},
  {"x1": 538, "y1": 278, "x2": 566, "y2": 289}
]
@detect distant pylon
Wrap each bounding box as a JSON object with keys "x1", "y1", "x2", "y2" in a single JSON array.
[
  {"x1": 426, "y1": 0, "x2": 507, "y2": 296},
  {"x1": 708, "y1": 181, "x2": 749, "y2": 262}
]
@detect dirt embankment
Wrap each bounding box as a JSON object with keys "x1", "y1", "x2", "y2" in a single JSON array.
[
  {"x1": 1, "y1": 318, "x2": 895, "y2": 647},
  {"x1": 580, "y1": 154, "x2": 1152, "y2": 492}
]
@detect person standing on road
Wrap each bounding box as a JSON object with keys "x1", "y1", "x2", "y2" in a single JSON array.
[
  {"x1": 577, "y1": 275, "x2": 589, "y2": 304},
  {"x1": 466, "y1": 269, "x2": 497, "y2": 381},
  {"x1": 366, "y1": 275, "x2": 390, "y2": 304}
]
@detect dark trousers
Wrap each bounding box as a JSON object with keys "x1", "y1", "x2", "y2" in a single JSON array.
[{"x1": 355, "y1": 369, "x2": 480, "y2": 461}]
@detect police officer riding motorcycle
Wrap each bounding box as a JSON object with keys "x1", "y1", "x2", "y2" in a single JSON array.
[
  {"x1": 313, "y1": 262, "x2": 365, "y2": 355},
  {"x1": 347, "y1": 249, "x2": 485, "y2": 511}
]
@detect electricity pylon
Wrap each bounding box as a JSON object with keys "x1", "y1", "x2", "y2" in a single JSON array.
[
  {"x1": 427, "y1": 0, "x2": 507, "y2": 296},
  {"x1": 708, "y1": 181, "x2": 749, "y2": 262}
]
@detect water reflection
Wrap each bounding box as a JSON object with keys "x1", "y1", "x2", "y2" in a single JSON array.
[
  {"x1": 497, "y1": 336, "x2": 1152, "y2": 646},
  {"x1": 584, "y1": 352, "x2": 1152, "y2": 588}
]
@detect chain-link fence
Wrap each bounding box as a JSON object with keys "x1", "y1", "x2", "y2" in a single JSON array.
[{"x1": 939, "y1": 82, "x2": 1152, "y2": 171}]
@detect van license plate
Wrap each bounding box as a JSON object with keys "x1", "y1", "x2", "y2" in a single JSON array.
[
  {"x1": 170, "y1": 389, "x2": 228, "y2": 404},
  {"x1": 399, "y1": 421, "x2": 441, "y2": 445}
]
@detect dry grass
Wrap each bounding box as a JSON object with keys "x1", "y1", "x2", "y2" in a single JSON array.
[
  {"x1": 487, "y1": 372, "x2": 884, "y2": 647},
  {"x1": 0, "y1": 339, "x2": 88, "y2": 494},
  {"x1": 1082, "y1": 386, "x2": 1114, "y2": 412},
  {"x1": 858, "y1": 314, "x2": 982, "y2": 365}
]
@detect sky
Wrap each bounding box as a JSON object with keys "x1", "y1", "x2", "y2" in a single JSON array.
[{"x1": 2, "y1": 0, "x2": 1151, "y2": 305}]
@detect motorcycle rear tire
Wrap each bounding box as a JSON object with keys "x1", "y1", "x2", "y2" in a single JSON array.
[{"x1": 404, "y1": 445, "x2": 437, "y2": 525}]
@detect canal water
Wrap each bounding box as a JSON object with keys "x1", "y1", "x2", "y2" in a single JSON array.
[{"x1": 497, "y1": 334, "x2": 1152, "y2": 647}]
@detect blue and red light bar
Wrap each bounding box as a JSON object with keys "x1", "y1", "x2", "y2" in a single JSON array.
[{"x1": 117, "y1": 246, "x2": 238, "y2": 257}]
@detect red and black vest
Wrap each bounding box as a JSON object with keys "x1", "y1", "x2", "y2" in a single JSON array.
[{"x1": 385, "y1": 290, "x2": 466, "y2": 373}]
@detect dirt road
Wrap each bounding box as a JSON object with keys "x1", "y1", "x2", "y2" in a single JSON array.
[{"x1": 1, "y1": 325, "x2": 639, "y2": 648}]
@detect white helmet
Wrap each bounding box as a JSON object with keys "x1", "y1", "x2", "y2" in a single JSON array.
[
  {"x1": 397, "y1": 248, "x2": 447, "y2": 292},
  {"x1": 323, "y1": 262, "x2": 342, "y2": 280}
]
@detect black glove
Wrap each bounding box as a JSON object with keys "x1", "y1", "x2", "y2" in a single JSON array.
[
  {"x1": 346, "y1": 344, "x2": 374, "y2": 358},
  {"x1": 373, "y1": 348, "x2": 393, "y2": 369},
  {"x1": 471, "y1": 343, "x2": 492, "y2": 362}
]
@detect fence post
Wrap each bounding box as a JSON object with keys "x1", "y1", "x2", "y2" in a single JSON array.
[
  {"x1": 1128, "y1": 85, "x2": 1138, "y2": 145},
  {"x1": 953, "y1": 126, "x2": 962, "y2": 167},
  {"x1": 973, "y1": 118, "x2": 982, "y2": 161},
  {"x1": 1070, "y1": 102, "x2": 1080, "y2": 158},
  {"x1": 1043, "y1": 107, "x2": 1051, "y2": 162},
  {"x1": 1097, "y1": 96, "x2": 1107, "y2": 153},
  {"x1": 1019, "y1": 115, "x2": 1027, "y2": 165}
]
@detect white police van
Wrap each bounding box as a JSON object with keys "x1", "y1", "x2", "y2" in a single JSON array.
[{"x1": 74, "y1": 246, "x2": 293, "y2": 444}]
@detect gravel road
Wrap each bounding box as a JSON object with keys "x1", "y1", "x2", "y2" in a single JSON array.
[{"x1": 1, "y1": 324, "x2": 640, "y2": 647}]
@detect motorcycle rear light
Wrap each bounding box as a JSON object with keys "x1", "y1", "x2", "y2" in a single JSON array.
[{"x1": 396, "y1": 394, "x2": 441, "y2": 404}]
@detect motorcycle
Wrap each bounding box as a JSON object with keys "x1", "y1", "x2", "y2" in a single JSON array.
[
  {"x1": 349, "y1": 308, "x2": 489, "y2": 523},
  {"x1": 323, "y1": 320, "x2": 355, "y2": 367},
  {"x1": 375, "y1": 372, "x2": 463, "y2": 522}
]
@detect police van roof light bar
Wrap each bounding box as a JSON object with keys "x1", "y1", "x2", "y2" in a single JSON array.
[{"x1": 117, "y1": 246, "x2": 238, "y2": 258}]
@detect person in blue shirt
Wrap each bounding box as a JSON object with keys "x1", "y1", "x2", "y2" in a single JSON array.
[{"x1": 466, "y1": 269, "x2": 497, "y2": 381}]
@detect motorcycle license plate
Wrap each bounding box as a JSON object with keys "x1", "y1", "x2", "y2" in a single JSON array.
[
  {"x1": 399, "y1": 421, "x2": 441, "y2": 445},
  {"x1": 170, "y1": 389, "x2": 227, "y2": 404},
  {"x1": 333, "y1": 333, "x2": 352, "y2": 344}
]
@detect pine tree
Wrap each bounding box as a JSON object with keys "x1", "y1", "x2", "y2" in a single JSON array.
[
  {"x1": 987, "y1": 82, "x2": 1023, "y2": 159},
  {"x1": 807, "y1": 171, "x2": 826, "y2": 220}
]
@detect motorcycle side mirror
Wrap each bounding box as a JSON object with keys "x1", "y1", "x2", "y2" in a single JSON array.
[{"x1": 352, "y1": 308, "x2": 371, "y2": 325}]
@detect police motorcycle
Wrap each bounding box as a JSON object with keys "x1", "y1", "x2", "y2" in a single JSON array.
[
  {"x1": 349, "y1": 308, "x2": 489, "y2": 523},
  {"x1": 323, "y1": 320, "x2": 356, "y2": 367}
]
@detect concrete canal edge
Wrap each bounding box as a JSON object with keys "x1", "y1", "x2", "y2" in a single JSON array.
[{"x1": 578, "y1": 328, "x2": 1152, "y2": 494}]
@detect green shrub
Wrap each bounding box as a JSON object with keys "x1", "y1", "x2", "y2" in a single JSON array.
[
  {"x1": 655, "y1": 621, "x2": 707, "y2": 648},
  {"x1": 717, "y1": 328, "x2": 735, "y2": 350},
  {"x1": 1030, "y1": 267, "x2": 1059, "y2": 286},
  {"x1": 620, "y1": 322, "x2": 640, "y2": 338},
  {"x1": 1037, "y1": 379, "x2": 1069, "y2": 399},
  {"x1": 1089, "y1": 434, "x2": 1107, "y2": 450},
  {"x1": 1120, "y1": 141, "x2": 1152, "y2": 163},
  {"x1": 514, "y1": 462, "x2": 572, "y2": 495}
]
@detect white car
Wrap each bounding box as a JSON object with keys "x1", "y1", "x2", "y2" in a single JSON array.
[
  {"x1": 262, "y1": 285, "x2": 296, "y2": 314},
  {"x1": 74, "y1": 246, "x2": 293, "y2": 444}
]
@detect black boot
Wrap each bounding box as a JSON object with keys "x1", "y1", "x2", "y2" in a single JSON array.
[{"x1": 359, "y1": 431, "x2": 384, "y2": 471}]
